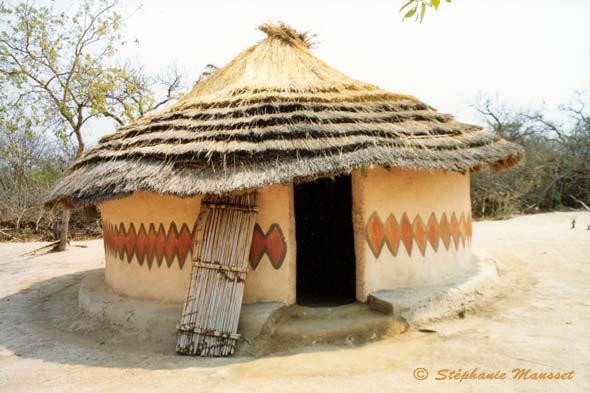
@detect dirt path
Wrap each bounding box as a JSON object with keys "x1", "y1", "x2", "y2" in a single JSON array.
[{"x1": 0, "y1": 212, "x2": 588, "y2": 392}]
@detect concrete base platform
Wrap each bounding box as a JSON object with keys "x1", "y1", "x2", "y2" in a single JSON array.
[
  {"x1": 78, "y1": 270, "x2": 409, "y2": 356},
  {"x1": 79, "y1": 255, "x2": 499, "y2": 356},
  {"x1": 265, "y1": 303, "x2": 408, "y2": 353},
  {"x1": 368, "y1": 253, "x2": 500, "y2": 323},
  {"x1": 79, "y1": 270, "x2": 287, "y2": 356}
]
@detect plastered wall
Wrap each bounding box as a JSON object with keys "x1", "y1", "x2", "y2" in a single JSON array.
[
  {"x1": 243, "y1": 184, "x2": 296, "y2": 304},
  {"x1": 352, "y1": 167, "x2": 474, "y2": 301},
  {"x1": 100, "y1": 168, "x2": 472, "y2": 305},
  {"x1": 100, "y1": 185, "x2": 296, "y2": 304}
]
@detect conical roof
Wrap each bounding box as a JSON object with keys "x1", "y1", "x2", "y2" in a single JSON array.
[{"x1": 46, "y1": 22, "x2": 523, "y2": 207}]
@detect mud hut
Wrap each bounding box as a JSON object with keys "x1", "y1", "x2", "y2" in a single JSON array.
[{"x1": 46, "y1": 23, "x2": 523, "y2": 355}]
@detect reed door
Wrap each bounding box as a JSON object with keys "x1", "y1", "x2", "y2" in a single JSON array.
[{"x1": 176, "y1": 192, "x2": 258, "y2": 356}]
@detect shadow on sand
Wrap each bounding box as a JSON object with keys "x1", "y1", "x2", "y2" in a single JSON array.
[
  {"x1": 0, "y1": 269, "x2": 405, "y2": 370},
  {"x1": 0, "y1": 269, "x2": 257, "y2": 370}
]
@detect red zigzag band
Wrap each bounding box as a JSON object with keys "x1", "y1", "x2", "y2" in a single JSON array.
[
  {"x1": 102, "y1": 221, "x2": 198, "y2": 270},
  {"x1": 366, "y1": 211, "x2": 472, "y2": 257}
]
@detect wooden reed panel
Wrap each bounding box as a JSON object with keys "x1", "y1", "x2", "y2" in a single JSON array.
[{"x1": 176, "y1": 192, "x2": 258, "y2": 356}]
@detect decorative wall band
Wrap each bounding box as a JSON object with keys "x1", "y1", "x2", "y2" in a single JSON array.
[
  {"x1": 102, "y1": 221, "x2": 198, "y2": 270},
  {"x1": 249, "y1": 223, "x2": 287, "y2": 270},
  {"x1": 366, "y1": 211, "x2": 472, "y2": 257}
]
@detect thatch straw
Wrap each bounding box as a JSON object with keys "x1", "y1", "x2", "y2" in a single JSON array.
[{"x1": 45, "y1": 22, "x2": 524, "y2": 208}]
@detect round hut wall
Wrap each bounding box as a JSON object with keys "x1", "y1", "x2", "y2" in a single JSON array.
[{"x1": 99, "y1": 167, "x2": 473, "y2": 304}]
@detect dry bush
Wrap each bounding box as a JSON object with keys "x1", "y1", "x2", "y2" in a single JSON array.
[
  {"x1": 472, "y1": 94, "x2": 590, "y2": 219},
  {"x1": 0, "y1": 101, "x2": 76, "y2": 240}
]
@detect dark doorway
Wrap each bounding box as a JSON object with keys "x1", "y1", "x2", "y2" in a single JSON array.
[{"x1": 295, "y1": 175, "x2": 356, "y2": 306}]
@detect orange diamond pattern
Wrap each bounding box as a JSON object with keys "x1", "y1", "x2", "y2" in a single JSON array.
[
  {"x1": 102, "y1": 221, "x2": 198, "y2": 270},
  {"x1": 249, "y1": 223, "x2": 287, "y2": 270},
  {"x1": 366, "y1": 211, "x2": 473, "y2": 257}
]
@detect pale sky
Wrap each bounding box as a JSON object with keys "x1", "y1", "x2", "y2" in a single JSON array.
[{"x1": 86, "y1": 0, "x2": 590, "y2": 144}]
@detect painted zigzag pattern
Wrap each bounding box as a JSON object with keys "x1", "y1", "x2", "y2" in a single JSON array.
[
  {"x1": 366, "y1": 211, "x2": 472, "y2": 257},
  {"x1": 102, "y1": 221, "x2": 198, "y2": 269}
]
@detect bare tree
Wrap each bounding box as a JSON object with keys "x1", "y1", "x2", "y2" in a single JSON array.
[
  {"x1": 0, "y1": 93, "x2": 67, "y2": 233},
  {"x1": 472, "y1": 93, "x2": 590, "y2": 218}
]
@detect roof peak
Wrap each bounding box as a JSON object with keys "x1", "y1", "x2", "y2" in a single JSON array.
[{"x1": 258, "y1": 22, "x2": 315, "y2": 49}]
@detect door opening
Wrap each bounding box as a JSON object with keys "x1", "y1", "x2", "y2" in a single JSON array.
[{"x1": 295, "y1": 174, "x2": 356, "y2": 306}]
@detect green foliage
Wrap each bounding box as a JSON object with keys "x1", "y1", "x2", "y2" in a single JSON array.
[
  {"x1": 0, "y1": 1, "x2": 190, "y2": 244},
  {"x1": 0, "y1": 0, "x2": 186, "y2": 241},
  {"x1": 0, "y1": 0, "x2": 164, "y2": 159},
  {"x1": 0, "y1": 91, "x2": 72, "y2": 228},
  {"x1": 30, "y1": 166, "x2": 62, "y2": 186},
  {"x1": 400, "y1": 0, "x2": 451, "y2": 22},
  {"x1": 549, "y1": 191, "x2": 561, "y2": 205}
]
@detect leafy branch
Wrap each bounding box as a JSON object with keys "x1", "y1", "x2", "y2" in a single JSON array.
[{"x1": 400, "y1": 0, "x2": 451, "y2": 23}]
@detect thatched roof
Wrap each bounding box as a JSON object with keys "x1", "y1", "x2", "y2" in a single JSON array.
[{"x1": 46, "y1": 22, "x2": 523, "y2": 208}]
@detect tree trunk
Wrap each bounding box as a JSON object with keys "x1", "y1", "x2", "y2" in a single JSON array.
[
  {"x1": 57, "y1": 123, "x2": 83, "y2": 252},
  {"x1": 35, "y1": 211, "x2": 44, "y2": 232},
  {"x1": 73, "y1": 124, "x2": 85, "y2": 160},
  {"x1": 56, "y1": 208, "x2": 71, "y2": 251}
]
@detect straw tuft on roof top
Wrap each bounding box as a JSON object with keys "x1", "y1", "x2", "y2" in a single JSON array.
[
  {"x1": 45, "y1": 22, "x2": 524, "y2": 208},
  {"x1": 258, "y1": 22, "x2": 315, "y2": 49}
]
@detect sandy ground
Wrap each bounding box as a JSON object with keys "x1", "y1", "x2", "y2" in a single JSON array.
[{"x1": 0, "y1": 212, "x2": 588, "y2": 393}]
